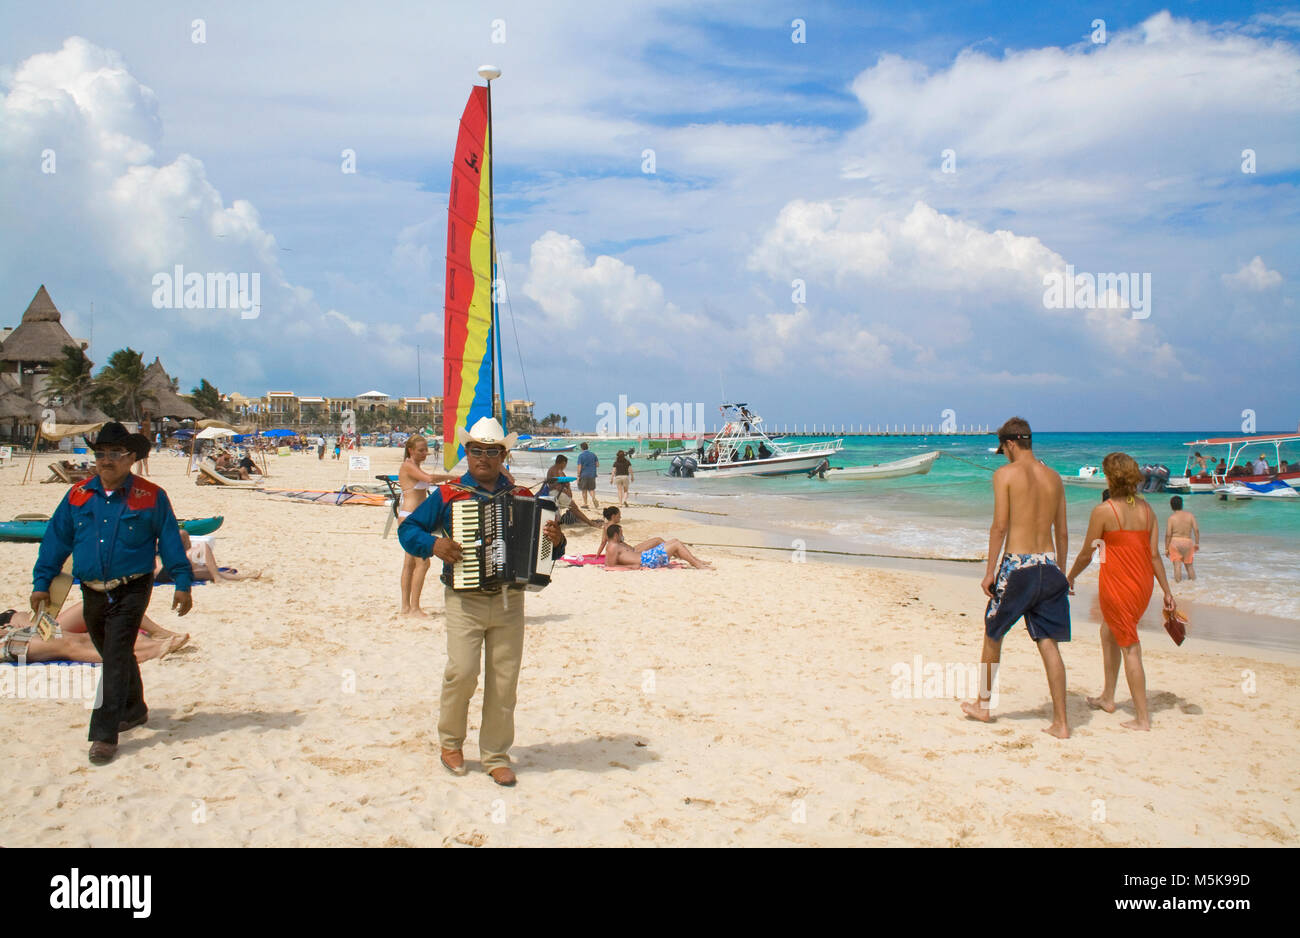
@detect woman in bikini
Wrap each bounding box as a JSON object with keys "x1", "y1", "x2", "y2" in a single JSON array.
[
  {"x1": 398, "y1": 435, "x2": 460, "y2": 617},
  {"x1": 2, "y1": 605, "x2": 181, "y2": 664},
  {"x1": 1066, "y1": 452, "x2": 1176, "y2": 731}
]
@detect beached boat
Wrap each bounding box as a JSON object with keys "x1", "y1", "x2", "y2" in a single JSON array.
[
  {"x1": 1215, "y1": 480, "x2": 1299, "y2": 501},
  {"x1": 0, "y1": 515, "x2": 224, "y2": 542},
  {"x1": 812, "y1": 450, "x2": 939, "y2": 481},
  {"x1": 1169, "y1": 433, "x2": 1300, "y2": 494},
  {"x1": 687, "y1": 403, "x2": 843, "y2": 478}
]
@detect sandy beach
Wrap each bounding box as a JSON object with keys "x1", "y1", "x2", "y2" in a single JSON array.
[{"x1": 0, "y1": 450, "x2": 1296, "y2": 847}]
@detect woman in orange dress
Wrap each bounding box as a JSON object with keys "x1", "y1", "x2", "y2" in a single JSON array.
[{"x1": 1066, "y1": 452, "x2": 1177, "y2": 731}]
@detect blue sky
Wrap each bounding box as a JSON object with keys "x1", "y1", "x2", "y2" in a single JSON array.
[{"x1": 0, "y1": 0, "x2": 1297, "y2": 431}]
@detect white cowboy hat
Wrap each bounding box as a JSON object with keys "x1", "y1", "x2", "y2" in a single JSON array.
[{"x1": 455, "y1": 416, "x2": 518, "y2": 451}]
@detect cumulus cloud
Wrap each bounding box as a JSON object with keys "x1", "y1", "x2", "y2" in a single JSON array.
[
  {"x1": 748, "y1": 198, "x2": 1063, "y2": 298},
  {"x1": 521, "y1": 231, "x2": 704, "y2": 358},
  {"x1": 1222, "y1": 256, "x2": 1283, "y2": 291}
]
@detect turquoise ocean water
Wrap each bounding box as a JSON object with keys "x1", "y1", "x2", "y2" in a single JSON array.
[{"x1": 545, "y1": 431, "x2": 1299, "y2": 621}]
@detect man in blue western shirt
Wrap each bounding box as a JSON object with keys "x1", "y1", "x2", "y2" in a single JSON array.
[
  {"x1": 399, "y1": 417, "x2": 564, "y2": 787},
  {"x1": 32, "y1": 422, "x2": 194, "y2": 766}
]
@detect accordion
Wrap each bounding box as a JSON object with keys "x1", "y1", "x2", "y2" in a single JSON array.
[{"x1": 447, "y1": 492, "x2": 558, "y2": 592}]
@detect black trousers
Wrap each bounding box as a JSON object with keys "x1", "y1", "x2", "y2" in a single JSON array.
[{"x1": 81, "y1": 576, "x2": 152, "y2": 743}]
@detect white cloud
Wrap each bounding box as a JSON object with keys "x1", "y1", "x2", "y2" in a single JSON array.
[
  {"x1": 1222, "y1": 256, "x2": 1283, "y2": 291},
  {"x1": 521, "y1": 231, "x2": 703, "y2": 350},
  {"x1": 748, "y1": 198, "x2": 1063, "y2": 297}
]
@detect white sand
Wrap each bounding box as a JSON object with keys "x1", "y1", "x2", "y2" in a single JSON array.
[{"x1": 0, "y1": 450, "x2": 1295, "y2": 846}]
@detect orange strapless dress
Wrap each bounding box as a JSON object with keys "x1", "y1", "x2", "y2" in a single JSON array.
[{"x1": 1098, "y1": 502, "x2": 1154, "y2": 647}]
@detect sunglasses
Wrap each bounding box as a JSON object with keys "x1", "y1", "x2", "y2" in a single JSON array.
[
  {"x1": 93, "y1": 450, "x2": 132, "y2": 461},
  {"x1": 466, "y1": 446, "x2": 504, "y2": 459}
]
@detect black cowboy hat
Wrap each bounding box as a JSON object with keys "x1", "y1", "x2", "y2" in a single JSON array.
[{"x1": 91, "y1": 422, "x2": 150, "y2": 461}]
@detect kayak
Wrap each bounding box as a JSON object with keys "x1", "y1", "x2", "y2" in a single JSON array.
[{"x1": 0, "y1": 515, "x2": 224, "y2": 542}]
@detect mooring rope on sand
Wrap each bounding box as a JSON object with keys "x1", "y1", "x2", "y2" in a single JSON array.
[{"x1": 689, "y1": 542, "x2": 984, "y2": 563}]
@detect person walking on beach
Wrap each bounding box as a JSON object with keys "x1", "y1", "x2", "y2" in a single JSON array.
[
  {"x1": 398, "y1": 417, "x2": 565, "y2": 787},
  {"x1": 1164, "y1": 495, "x2": 1199, "y2": 582},
  {"x1": 30, "y1": 422, "x2": 194, "y2": 765},
  {"x1": 611, "y1": 450, "x2": 633, "y2": 507},
  {"x1": 576, "y1": 442, "x2": 599, "y2": 508},
  {"x1": 961, "y1": 417, "x2": 1072, "y2": 739},
  {"x1": 1066, "y1": 453, "x2": 1176, "y2": 732}
]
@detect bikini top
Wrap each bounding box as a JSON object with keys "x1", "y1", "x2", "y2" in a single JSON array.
[{"x1": 413, "y1": 481, "x2": 432, "y2": 491}]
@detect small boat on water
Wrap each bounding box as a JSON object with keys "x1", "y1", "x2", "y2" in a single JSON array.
[
  {"x1": 1215, "y1": 480, "x2": 1299, "y2": 501},
  {"x1": 1061, "y1": 466, "x2": 1107, "y2": 488},
  {"x1": 1169, "y1": 433, "x2": 1300, "y2": 494},
  {"x1": 811, "y1": 451, "x2": 940, "y2": 481},
  {"x1": 518, "y1": 438, "x2": 576, "y2": 453},
  {"x1": 686, "y1": 403, "x2": 843, "y2": 478}
]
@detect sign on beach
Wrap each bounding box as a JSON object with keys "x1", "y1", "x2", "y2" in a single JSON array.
[{"x1": 349, "y1": 455, "x2": 370, "y2": 471}]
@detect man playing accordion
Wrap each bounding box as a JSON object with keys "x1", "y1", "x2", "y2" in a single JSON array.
[{"x1": 399, "y1": 417, "x2": 565, "y2": 787}]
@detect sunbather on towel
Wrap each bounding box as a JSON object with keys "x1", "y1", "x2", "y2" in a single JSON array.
[
  {"x1": 1, "y1": 608, "x2": 180, "y2": 664},
  {"x1": 596, "y1": 507, "x2": 666, "y2": 556},
  {"x1": 602, "y1": 524, "x2": 712, "y2": 570},
  {"x1": 154, "y1": 531, "x2": 262, "y2": 584}
]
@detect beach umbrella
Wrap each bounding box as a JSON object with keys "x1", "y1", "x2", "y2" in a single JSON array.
[
  {"x1": 196, "y1": 427, "x2": 234, "y2": 440},
  {"x1": 261, "y1": 428, "x2": 296, "y2": 438}
]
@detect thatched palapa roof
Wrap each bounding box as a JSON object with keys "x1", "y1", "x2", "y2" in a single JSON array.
[
  {"x1": 140, "y1": 357, "x2": 204, "y2": 420},
  {"x1": 0, "y1": 285, "x2": 88, "y2": 363}
]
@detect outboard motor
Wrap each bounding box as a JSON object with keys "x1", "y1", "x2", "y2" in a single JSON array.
[
  {"x1": 670, "y1": 455, "x2": 698, "y2": 478},
  {"x1": 807, "y1": 458, "x2": 830, "y2": 480},
  {"x1": 1140, "y1": 463, "x2": 1170, "y2": 493}
]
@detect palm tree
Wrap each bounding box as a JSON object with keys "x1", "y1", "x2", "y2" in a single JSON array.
[
  {"x1": 190, "y1": 379, "x2": 226, "y2": 418},
  {"x1": 42, "y1": 345, "x2": 96, "y2": 409},
  {"x1": 92, "y1": 348, "x2": 150, "y2": 421}
]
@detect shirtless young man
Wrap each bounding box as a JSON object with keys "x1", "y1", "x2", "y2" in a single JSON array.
[
  {"x1": 961, "y1": 417, "x2": 1072, "y2": 739},
  {"x1": 602, "y1": 524, "x2": 712, "y2": 570},
  {"x1": 1165, "y1": 495, "x2": 1200, "y2": 582}
]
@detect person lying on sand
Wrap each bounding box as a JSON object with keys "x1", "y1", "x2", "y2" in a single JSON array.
[
  {"x1": 155, "y1": 531, "x2": 262, "y2": 585},
  {"x1": 1, "y1": 607, "x2": 182, "y2": 664},
  {"x1": 596, "y1": 507, "x2": 677, "y2": 557},
  {"x1": 602, "y1": 524, "x2": 712, "y2": 569}
]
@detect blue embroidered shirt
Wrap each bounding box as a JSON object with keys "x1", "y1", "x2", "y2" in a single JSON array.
[{"x1": 33, "y1": 473, "x2": 194, "y2": 592}]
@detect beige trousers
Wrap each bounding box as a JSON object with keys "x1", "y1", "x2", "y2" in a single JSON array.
[{"x1": 438, "y1": 587, "x2": 526, "y2": 771}]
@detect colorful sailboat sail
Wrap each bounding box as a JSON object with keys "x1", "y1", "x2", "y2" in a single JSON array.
[{"x1": 443, "y1": 85, "x2": 495, "y2": 470}]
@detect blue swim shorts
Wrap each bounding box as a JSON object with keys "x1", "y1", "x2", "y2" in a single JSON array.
[
  {"x1": 640, "y1": 544, "x2": 669, "y2": 569},
  {"x1": 984, "y1": 552, "x2": 1071, "y2": 643}
]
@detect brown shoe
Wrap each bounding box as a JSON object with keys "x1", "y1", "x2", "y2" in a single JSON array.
[
  {"x1": 489, "y1": 766, "x2": 517, "y2": 787},
  {"x1": 440, "y1": 748, "x2": 467, "y2": 776},
  {"x1": 88, "y1": 742, "x2": 117, "y2": 765}
]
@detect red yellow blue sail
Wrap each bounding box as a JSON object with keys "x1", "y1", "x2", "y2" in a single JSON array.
[{"x1": 443, "y1": 86, "x2": 494, "y2": 470}]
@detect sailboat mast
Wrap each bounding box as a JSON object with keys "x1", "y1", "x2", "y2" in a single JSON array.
[{"x1": 481, "y1": 67, "x2": 507, "y2": 432}]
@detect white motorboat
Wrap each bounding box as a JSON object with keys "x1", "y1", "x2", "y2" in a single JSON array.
[
  {"x1": 1061, "y1": 465, "x2": 1107, "y2": 488},
  {"x1": 1214, "y1": 480, "x2": 1299, "y2": 501},
  {"x1": 685, "y1": 403, "x2": 843, "y2": 478},
  {"x1": 812, "y1": 450, "x2": 939, "y2": 481}
]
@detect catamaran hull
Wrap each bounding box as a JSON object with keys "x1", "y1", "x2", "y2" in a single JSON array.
[{"x1": 691, "y1": 451, "x2": 841, "y2": 478}]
